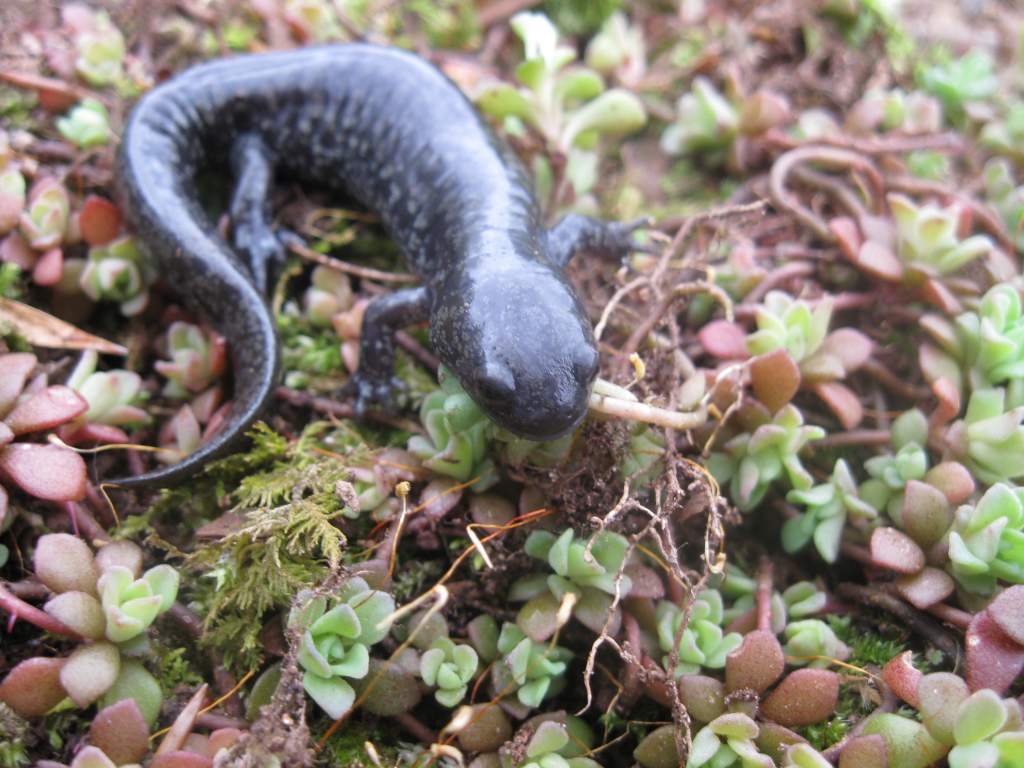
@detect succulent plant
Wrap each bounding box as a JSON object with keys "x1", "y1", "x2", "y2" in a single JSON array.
[
  {"x1": 584, "y1": 11, "x2": 645, "y2": 86},
  {"x1": 983, "y1": 158, "x2": 1024, "y2": 252},
  {"x1": 889, "y1": 193, "x2": 992, "y2": 280},
  {"x1": 67, "y1": 350, "x2": 149, "y2": 427},
  {"x1": 656, "y1": 591, "x2": 742, "y2": 677},
  {"x1": 521, "y1": 528, "x2": 631, "y2": 600},
  {"x1": 73, "y1": 10, "x2": 128, "y2": 87},
  {"x1": 686, "y1": 713, "x2": 772, "y2": 768},
  {"x1": 784, "y1": 459, "x2": 878, "y2": 563},
  {"x1": 946, "y1": 387, "x2": 1024, "y2": 485},
  {"x1": 57, "y1": 98, "x2": 112, "y2": 149},
  {"x1": 303, "y1": 265, "x2": 353, "y2": 327},
  {"x1": 707, "y1": 405, "x2": 826, "y2": 510},
  {"x1": 0, "y1": 165, "x2": 26, "y2": 235},
  {"x1": 921, "y1": 284, "x2": 1024, "y2": 398},
  {"x1": 858, "y1": 409, "x2": 930, "y2": 521},
  {"x1": 0, "y1": 352, "x2": 89, "y2": 506},
  {"x1": 746, "y1": 291, "x2": 833, "y2": 365},
  {"x1": 419, "y1": 637, "x2": 478, "y2": 707},
  {"x1": 660, "y1": 77, "x2": 789, "y2": 168},
  {"x1": 782, "y1": 619, "x2": 850, "y2": 667},
  {"x1": 492, "y1": 622, "x2": 571, "y2": 709},
  {"x1": 954, "y1": 693, "x2": 1023, "y2": 767},
  {"x1": 154, "y1": 322, "x2": 228, "y2": 399},
  {"x1": 948, "y1": 483, "x2": 1024, "y2": 594},
  {"x1": 290, "y1": 577, "x2": 396, "y2": 719},
  {"x1": 917, "y1": 49, "x2": 997, "y2": 117},
  {"x1": 477, "y1": 11, "x2": 646, "y2": 154},
  {"x1": 80, "y1": 236, "x2": 156, "y2": 316},
  {"x1": 511, "y1": 720, "x2": 601, "y2": 768},
  {"x1": 19, "y1": 177, "x2": 69, "y2": 250},
  {"x1": 98, "y1": 563, "x2": 178, "y2": 643},
  {"x1": 282, "y1": 0, "x2": 345, "y2": 42},
  {"x1": 847, "y1": 87, "x2": 942, "y2": 135},
  {"x1": 0, "y1": 536, "x2": 169, "y2": 720},
  {"x1": 407, "y1": 367, "x2": 498, "y2": 490}
]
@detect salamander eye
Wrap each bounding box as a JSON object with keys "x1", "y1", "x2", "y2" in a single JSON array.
[{"x1": 477, "y1": 363, "x2": 516, "y2": 403}]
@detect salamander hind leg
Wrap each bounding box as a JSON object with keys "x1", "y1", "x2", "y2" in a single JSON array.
[
  {"x1": 547, "y1": 213, "x2": 655, "y2": 270},
  {"x1": 342, "y1": 286, "x2": 430, "y2": 417},
  {"x1": 228, "y1": 133, "x2": 289, "y2": 293}
]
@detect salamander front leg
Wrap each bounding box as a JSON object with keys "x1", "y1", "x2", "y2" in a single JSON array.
[
  {"x1": 344, "y1": 286, "x2": 430, "y2": 416},
  {"x1": 229, "y1": 133, "x2": 288, "y2": 293},
  {"x1": 547, "y1": 214, "x2": 655, "y2": 270}
]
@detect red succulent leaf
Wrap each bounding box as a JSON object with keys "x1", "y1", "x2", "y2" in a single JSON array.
[
  {"x1": 0, "y1": 422, "x2": 12, "y2": 447},
  {"x1": 0, "y1": 484, "x2": 7, "y2": 528},
  {"x1": 895, "y1": 567, "x2": 955, "y2": 610},
  {"x1": 881, "y1": 651, "x2": 922, "y2": 708},
  {"x1": 838, "y1": 734, "x2": 888, "y2": 768},
  {"x1": 725, "y1": 629, "x2": 784, "y2": 694},
  {"x1": 923, "y1": 461, "x2": 975, "y2": 505},
  {"x1": 830, "y1": 217, "x2": 862, "y2": 259},
  {"x1": 0, "y1": 352, "x2": 38, "y2": 417},
  {"x1": 965, "y1": 610, "x2": 1024, "y2": 694},
  {"x1": 750, "y1": 349, "x2": 801, "y2": 413},
  {"x1": 813, "y1": 381, "x2": 864, "y2": 430},
  {"x1": 857, "y1": 240, "x2": 904, "y2": 282},
  {"x1": 988, "y1": 585, "x2": 1024, "y2": 646},
  {"x1": 930, "y1": 377, "x2": 961, "y2": 430},
  {"x1": 91, "y1": 699, "x2": 151, "y2": 765},
  {"x1": 0, "y1": 657, "x2": 67, "y2": 717},
  {"x1": 698, "y1": 319, "x2": 749, "y2": 360},
  {"x1": 869, "y1": 527, "x2": 925, "y2": 574},
  {"x1": 760, "y1": 668, "x2": 839, "y2": 727},
  {"x1": 3, "y1": 385, "x2": 87, "y2": 435},
  {"x1": 57, "y1": 422, "x2": 130, "y2": 447},
  {"x1": 0, "y1": 231, "x2": 37, "y2": 270},
  {"x1": 150, "y1": 752, "x2": 214, "y2": 768},
  {"x1": 0, "y1": 443, "x2": 87, "y2": 501},
  {"x1": 920, "y1": 277, "x2": 963, "y2": 315},
  {"x1": 78, "y1": 196, "x2": 122, "y2": 246},
  {"x1": 818, "y1": 328, "x2": 873, "y2": 373},
  {"x1": 32, "y1": 247, "x2": 63, "y2": 287}
]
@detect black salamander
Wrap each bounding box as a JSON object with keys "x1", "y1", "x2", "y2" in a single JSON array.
[{"x1": 114, "y1": 44, "x2": 643, "y2": 487}]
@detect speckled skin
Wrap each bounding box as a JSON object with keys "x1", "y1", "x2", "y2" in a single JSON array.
[{"x1": 114, "y1": 44, "x2": 640, "y2": 487}]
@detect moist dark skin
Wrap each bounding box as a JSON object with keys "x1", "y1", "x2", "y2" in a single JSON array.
[{"x1": 113, "y1": 44, "x2": 642, "y2": 487}]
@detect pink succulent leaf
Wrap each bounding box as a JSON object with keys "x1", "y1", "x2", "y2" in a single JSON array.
[
  {"x1": 0, "y1": 352, "x2": 39, "y2": 418},
  {"x1": 698, "y1": 319, "x2": 750, "y2": 360},
  {"x1": 813, "y1": 381, "x2": 864, "y2": 430},
  {"x1": 0, "y1": 656, "x2": 67, "y2": 717},
  {"x1": 870, "y1": 527, "x2": 926, "y2": 574},
  {"x1": 0, "y1": 443, "x2": 88, "y2": 502},
  {"x1": 3, "y1": 385, "x2": 88, "y2": 435},
  {"x1": 32, "y1": 247, "x2": 63, "y2": 286},
  {"x1": 90, "y1": 698, "x2": 150, "y2": 765},
  {"x1": 78, "y1": 195, "x2": 122, "y2": 246},
  {"x1": 965, "y1": 611, "x2": 1024, "y2": 694},
  {"x1": 817, "y1": 327, "x2": 873, "y2": 373},
  {"x1": 882, "y1": 651, "x2": 922, "y2": 709}
]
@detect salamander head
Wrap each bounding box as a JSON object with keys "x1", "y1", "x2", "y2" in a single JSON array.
[{"x1": 429, "y1": 265, "x2": 598, "y2": 441}]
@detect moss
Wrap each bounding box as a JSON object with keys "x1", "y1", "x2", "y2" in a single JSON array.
[
  {"x1": 154, "y1": 646, "x2": 205, "y2": 690},
  {"x1": 312, "y1": 719, "x2": 408, "y2": 768}
]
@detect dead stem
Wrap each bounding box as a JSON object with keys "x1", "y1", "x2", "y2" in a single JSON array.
[
  {"x1": 769, "y1": 146, "x2": 884, "y2": 242},
  {"x1": 837, "y1": 583, "x2": 962, "y2": 662},
  {"x1": 0, "y1": 582, "x2": 82, "y2": 638}
]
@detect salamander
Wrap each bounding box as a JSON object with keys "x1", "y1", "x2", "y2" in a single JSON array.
[{"x1": 113, "y1": 44, "x2": 643, "y2": 487}]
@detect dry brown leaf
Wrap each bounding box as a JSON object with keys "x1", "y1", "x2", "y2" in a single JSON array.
[{"x1": 0, "y1": 298, "x2": 126, "y2": 356}]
